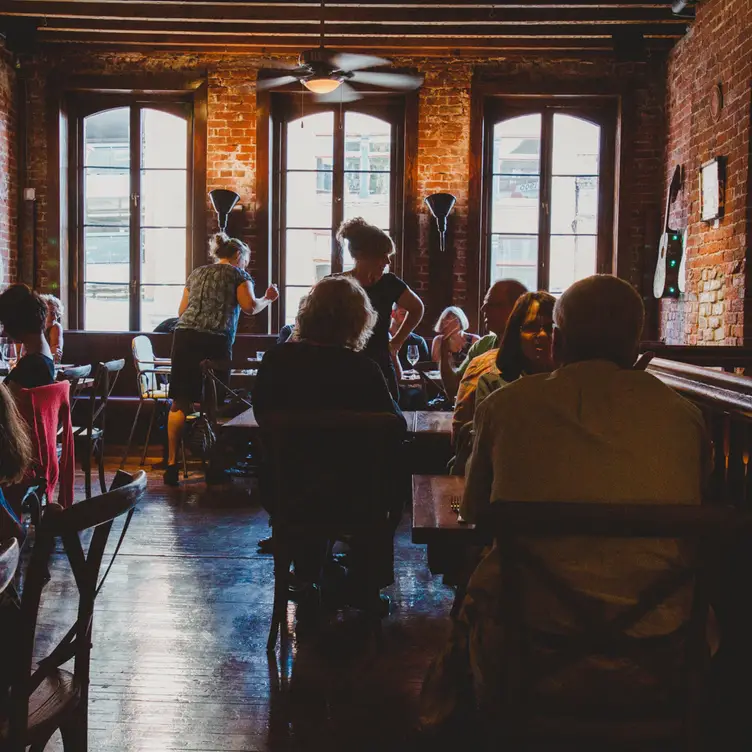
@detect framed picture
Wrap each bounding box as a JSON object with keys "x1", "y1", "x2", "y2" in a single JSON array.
[{"x1": 700, "y1": 157, "x2": 726, "y2": 222}]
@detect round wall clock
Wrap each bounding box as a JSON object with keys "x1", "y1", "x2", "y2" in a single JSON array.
[{"x1": 711, "y1": 83, "x2": 723, "y2": 121}]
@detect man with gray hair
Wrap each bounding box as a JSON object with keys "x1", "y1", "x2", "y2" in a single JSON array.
[{"x1": 421, "y1": 275, "x2": 708, "y2": 731}]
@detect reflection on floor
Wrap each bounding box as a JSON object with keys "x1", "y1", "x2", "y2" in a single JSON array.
[{"x1": 35, "y1": 458, "x2": 455, "y2": 751}]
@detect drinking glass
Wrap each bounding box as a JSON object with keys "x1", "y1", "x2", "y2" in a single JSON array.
[
  {"x1": 256, "y1": 351, "x2": 265, "y2": 361},
  {"x1": 407, "y1": 344, "x2": 420, "y2": 368},
  {"x1": 1, "y1": 342, "x2": 17, "y2": 370}
]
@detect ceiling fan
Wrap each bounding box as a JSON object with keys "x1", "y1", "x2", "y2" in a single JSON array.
[{"x1": 255, "y1": 0, "x2": 423, "y2": 102}]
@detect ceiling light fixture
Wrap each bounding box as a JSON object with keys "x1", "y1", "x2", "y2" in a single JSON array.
[{"x1": 302, "y1": 77, "x2": 342, "y2": 94}]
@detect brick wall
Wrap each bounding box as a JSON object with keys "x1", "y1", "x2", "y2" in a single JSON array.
[
  {"x1": 660, "y1": 0, "x2": 752, "y2": 345},
  {"x1": 19, "y1": 48, "x2": 665, "y2": 334},
  {"x1": 0, "y1": 46, "x2": 17, "y2": 288}
]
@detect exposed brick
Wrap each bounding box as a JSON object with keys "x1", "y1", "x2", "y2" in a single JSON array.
[{"x1": 0, "y1": 44, "x2": 17, "y2": 288}]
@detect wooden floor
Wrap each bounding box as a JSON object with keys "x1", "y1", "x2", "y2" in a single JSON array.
[{"x1": 36, "y1": 457, "x2": 455, "y2": 752}]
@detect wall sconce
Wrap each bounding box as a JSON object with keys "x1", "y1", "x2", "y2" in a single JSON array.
[
  {"x1": 209, "y1": 189, "x2": 240, "y2": 232},
  {"x1": 424, "y1": 193, "x2": 456, "y2": 252}
]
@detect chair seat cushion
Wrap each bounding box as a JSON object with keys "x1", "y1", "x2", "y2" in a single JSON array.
[
  {"x1": 0, "y1": 666, "x2": 80, "y2": 744},
  {"x1": 142, "y1": 389, "x2": 169, "y2": 400}
]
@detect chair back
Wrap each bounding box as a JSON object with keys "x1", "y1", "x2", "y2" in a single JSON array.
[
  {"x1": 260, "y1": 411, "x2": 405, "y2": 526},
  {"x1": 0, "y1": 538, "x2": 20, "y2": 595},
  {"x1": 84, "y1": 359, "x2": 125, "y2": 440},
  {"x1": 132, "y1": 335, "x2": 158, "y2": 397},
  {"x1": 14, "y1": 381, "x2": 75, "y2": 508},
  {"x1": 491, "y1": 500, "x2": 752, "y2": 747},
  {"x1": 6, "y1": 470, "x2": 146, "y2": 749},
  {"x1": 58, "y1": 364, "x2": 92, "y2": 384}
]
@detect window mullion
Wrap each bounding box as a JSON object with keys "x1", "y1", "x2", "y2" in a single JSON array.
[
  {"x1": 331, "y1": 107, "x2": 345, "y2": 274},
  {"x1": 277, "y1": 115, "x2": 288, "y2": 325},
  {"x1": 130, "y1": 104, "x2": 141, "y2": 332},
  {"x1": 538, "y1": 108, "x2": 554, "y2": 292}
]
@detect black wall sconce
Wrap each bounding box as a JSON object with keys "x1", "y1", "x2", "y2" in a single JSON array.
[
  {"x1": 209, "y1": 189, "x2": 240, "y2": 232},
  {"x1": 424, "y1": 193, "x2": 456, "y2": 252}
]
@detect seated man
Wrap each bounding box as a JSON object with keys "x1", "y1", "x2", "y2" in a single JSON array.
[
  {"x1": 0, "y1": 285, "x2": 55, "y2": 393},
  {"x1": 421, "y1": 275, "x2": 708, "y2": 730},
  {"x1": 439, "y1": 279, "x2": 527, "y2": 401}
]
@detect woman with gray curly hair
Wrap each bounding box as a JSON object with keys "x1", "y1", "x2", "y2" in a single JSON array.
[{"x1": 253, "y1": 275, "x2": 404, "y2": 422}]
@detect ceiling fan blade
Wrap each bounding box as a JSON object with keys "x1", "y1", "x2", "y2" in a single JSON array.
[
  {"x1": 329, "y1": 52, "x2": 391, "y2": 72},
  {"x1": 314, "y1": 82, "x2": 363, "y2": 103},
  {"x1": 255, "y1": 73, "x2": 302, "y2": 91},
  {"x1": 349, "y1": 71, "x2": 424, "y2": 90}
]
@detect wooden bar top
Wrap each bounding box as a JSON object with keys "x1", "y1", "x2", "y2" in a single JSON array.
[{"x1": 412, "y1": 474, "x2": 477, "y2": 544}]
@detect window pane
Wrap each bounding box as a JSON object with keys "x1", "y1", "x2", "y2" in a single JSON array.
[
  {"x1": 141, "y1": 285, "x2": 185, "y2": 331},
  {"x1": 343, "y1": 171, "x2": 390, "y2": 229},
  {"x1": 345, "y1": 112, "x2": 391, "y2": 173},
  {"x1": 286, "y1": 172, "x2": 333, "y2": 229},
  {"x1": 84, "y1": 108, "x2": 129, "y2": 168},
  {"x1": 141, "y1": 228, "x2": 187, "y2": 284},
  {"x1": 141, "y1": 169, "x2": 187, "y2": 227},
  {"x1": 551, "y1": 176, "x2": 599, "y2": 235},
  {"x1": 85, "y1": 228, "x2": 129, "y2": 284},
  {"x1": 549, "y1": 235, "x2": 597, "y2": 295},
  {"x1": 84, "y1": 284, "x2": 130, "y2": 331},
  {"x1": 493, "y1": 114, "x2": 541, "y2": 177},
  {"x1": 491, "y1": 234, "x2": 538, "y2": 291},
  {"x1": 142, "y1": 109, "x2": 188, "y2": 169},
  {"x1": 284, "y1": 286, "x2": 311, "y2": 326},
  {"x1": 84, "y1": 168, "x2": 130, "y2": 227},
  {"x1": 552, "y1": 114, "x2": 600, "y2": 176},
  {"x1": 286, "y1": 112, "x2": 334, "y2": 171},
  {"x1": 491, "y1": 181, "x2": 539, "y2": 235},
  {"x1": 286, "y1": 229, "x2": 332, "y2": 286}
]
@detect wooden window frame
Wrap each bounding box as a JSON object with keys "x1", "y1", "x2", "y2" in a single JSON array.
[
  {"x1": 51, "y1": 74, "x2": 207, "y2": 331},
  {"x1": 481, "y1": 96, "x2": 617, "y2": 296},
  {"x1": 256, "y1": 90, "x2": 417, "y2": 331}
]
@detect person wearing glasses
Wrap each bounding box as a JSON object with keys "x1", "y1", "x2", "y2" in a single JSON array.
[{"x1": 438, "y1": 280, "x2": 527, "y2": 401}]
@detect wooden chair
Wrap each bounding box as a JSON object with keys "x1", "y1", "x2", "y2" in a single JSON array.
[
  {"x1": 72, "y1": 359, "x2": 125, "y2": 498},
  {"x1": 121, "y1": 335, "x2": 172, "y2": 469},
  {"x1": 57, "y1": 364, "x2": 93, "y2": 413},
  {"x1": 1, "y1": 470, "x2": 146, "y2": 752},
  {"x1": 489, "y1": 500, "x2": 752, "y2": 751},
  {"x1": 261, "y1": 410, "x2": 406, "y2": 652},
  {"x1": 0, "y1": 537, "x2": 20, "y2": 595}
]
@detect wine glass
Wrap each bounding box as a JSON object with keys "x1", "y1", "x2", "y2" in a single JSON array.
[
  {"x1": 1, "y1": 342, "x2": 17, "y2": 370},
  {"x1": 406, "y1": 344, "x2": 420, "y2": 369}
]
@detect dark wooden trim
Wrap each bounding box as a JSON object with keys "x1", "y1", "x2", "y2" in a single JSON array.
[
  {"x1": 59, "y1": 72, "x2": 207, "y2": 94},
  {"x1": 129, "y1": 103, "x2": 140, "y2": 332},
  {"x1": 254, "y1": 88, "x2": 272, "y2": 332},
  {"x1": 402, "y1": 90, "x2": 419, "y2": 292},
  {"x1": 192, "y1": 80, "x2": 208, "y2": 272}
]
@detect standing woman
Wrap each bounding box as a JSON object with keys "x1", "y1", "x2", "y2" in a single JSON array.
[
  {"x1": 336, "y1": 218, "x2": 424, "y2": 397},
  {"x1": 165, "y1": 232, "x2": 278, "y2": 486}
]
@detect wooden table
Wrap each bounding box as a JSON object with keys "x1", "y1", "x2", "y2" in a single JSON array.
[
  {"x1": 411, "y1": 474, "x2": 476, "y2": 544},
  {"x1": 223, "y1": 408, "x2": 452, "y2": 437}
]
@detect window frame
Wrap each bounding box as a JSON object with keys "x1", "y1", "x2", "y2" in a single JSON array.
[
  {"x1": 481, "y1": 96, "x2": 617, "y2": 296},
  {"x1": 61, "y1": 78, "x2": 207, "y2": 331},
  {"x1": 260, "y1": 91, "x2": 412, "y2": 330}
]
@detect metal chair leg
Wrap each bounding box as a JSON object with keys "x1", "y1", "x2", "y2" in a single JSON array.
[
  {"x1": 97, "y1": 440, "x2": 107, "y2": 494},
  {"x1": 267, "y1": 536, "x2": 290, "y2": 653},
  {"x1": 140, "y1": 401, "x2": 158, "y2": 466},
  {"x1": 120, "y1": 399, "x2": 144, "y2": 469},
  {"x1": 181, "y1": 440, "x2": 188, "y2": 479}
]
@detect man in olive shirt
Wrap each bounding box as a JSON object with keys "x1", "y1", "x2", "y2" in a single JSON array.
[{"x1": 439, "y1": 279, "x2": 527, "y2": 400}]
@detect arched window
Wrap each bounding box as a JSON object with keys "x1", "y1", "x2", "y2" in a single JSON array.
[
  {"x1": 269, "y1": 96, "x2": 405, "y2": 325},
  {"x1": 485, "y1": 100, "x2": 615, "y2": 295},
  {"x1": 74, "y1": 99, "x2": 194, "y2": 331}
]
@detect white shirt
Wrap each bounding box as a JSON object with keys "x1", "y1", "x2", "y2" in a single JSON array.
[{"x1": 463, "y1": 359, "x2": 707, "y2": 637}]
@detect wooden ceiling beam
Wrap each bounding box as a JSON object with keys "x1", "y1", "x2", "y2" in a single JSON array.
[
  {"x1": 0, "y1": 3, "x2": 685, "y2": 24},
  {"x1": 34, "y1": 22, "x2": 685, "y2": 38},
  {"x1": 34, "y1": 31, "x2": 678, "y2": 50}
]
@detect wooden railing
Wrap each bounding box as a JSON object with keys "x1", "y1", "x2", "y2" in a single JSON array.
[
  {"x1": 647, "y1": 357, "x2": 752, "y2": 506},
  {"x1": 641, "y1": 343, "x2": 752, "y2": 372}
]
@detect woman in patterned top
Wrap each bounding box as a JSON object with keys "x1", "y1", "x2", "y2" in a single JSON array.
[
  {"x1": 430, "y1": 306, "x2": 480, "y2": 366},
  {"x1": 165, "y1": 233, "x2": 278, "y2": 486}
]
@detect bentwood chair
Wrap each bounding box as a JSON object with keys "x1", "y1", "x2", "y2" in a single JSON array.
[
  {"x1": 121, "y1": 335, "x2": 172, "y2": 469},
  {"x1": 58, "y1": 364, "x2": 93, "y2": 412},
  {"x1": 489, "y1": 500, "x2": 751, "y2": 751},
  {"x1": 72, "y1": 359, "x2": 125, "y2": 498},
  {"x1": 0, "y1": 538, "x2": 20, "y2": 595},
  {"x1": 1, "y1": 470, "x2": 146, "y2": 752},
  {"x1": 261, "y1": 411, "x2": 406, "y2": 653}
]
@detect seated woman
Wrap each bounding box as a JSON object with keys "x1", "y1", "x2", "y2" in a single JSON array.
[
  {"x1": 0, "y1": 285, "x2": 55, "y2": 393},
  {"x1": 40, "y1": 294, "x2": 64, "y2": 364},
  {"x1": 253, "y1": 275, "x2": 406, "y2": 612},
  {"x1": 451, "y1": 292, "x2": 555, "y2": 475},
  {"x1": 430, "y1": 306, "x2": 479, "y2": 366}
]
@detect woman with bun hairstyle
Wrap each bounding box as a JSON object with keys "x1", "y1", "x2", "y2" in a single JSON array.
[
  {"x1": 165, "y1": 232, "x2": 279, "y2": 486},
  {"x1": 336, "y1": 218, "x2": 424, "y2": 397}
]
